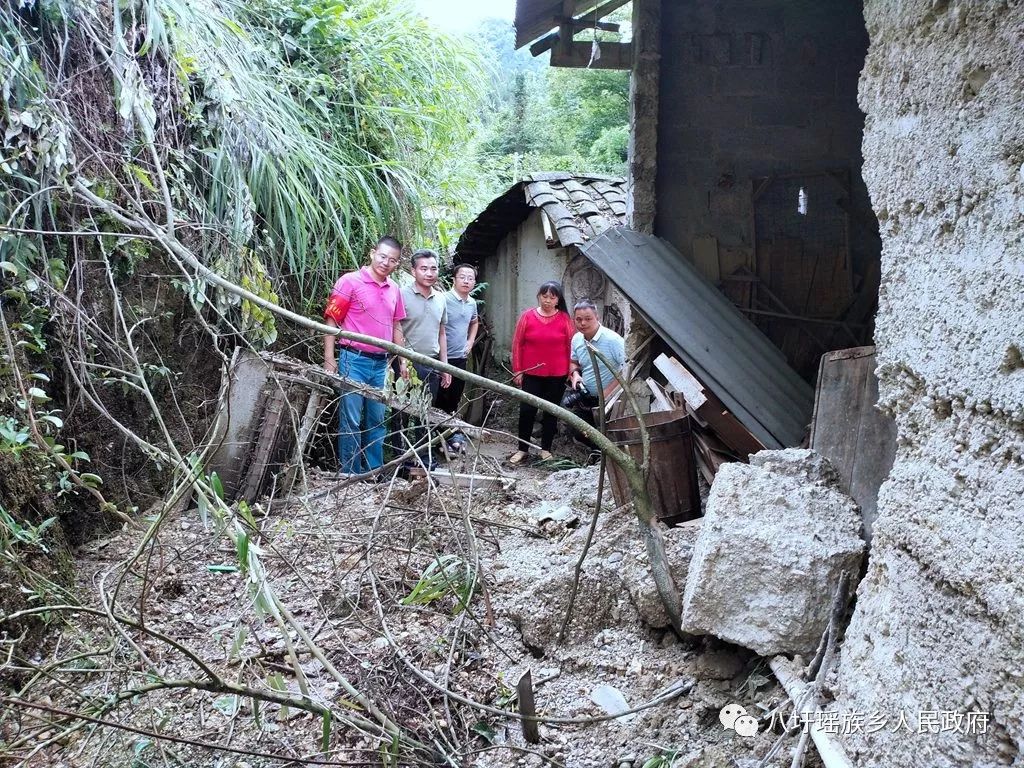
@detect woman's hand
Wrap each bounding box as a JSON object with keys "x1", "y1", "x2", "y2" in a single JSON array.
[{"x1": 513, "y1": 372, "x2": 523, "y2": 387}]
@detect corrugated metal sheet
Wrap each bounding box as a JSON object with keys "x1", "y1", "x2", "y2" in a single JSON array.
[
  {"x1": 581, "y1": 228, "x2": 815, "y2": 448},
  {"x1": 456, "y1": 173, "x2": 625, "y2": 264}
]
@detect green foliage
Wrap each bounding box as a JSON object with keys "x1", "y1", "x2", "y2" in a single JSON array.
[
  {"x1": 0, "y1": 506, "x2": 58, "y2": 555},
  {"x1": 465, "y1": 15, "x2": 631, "y2": 205},
  {"x1": 587, "y1": 124, "x2": 629, "y2": 168},
  {"x1": 3, "y1": 0, "x2": 485, "y2": 322},
  {"x1": 150, "y1": 0, "x2": 482, "y2": 306},
  {"x1": 640, "y1": 748, "x2": 683, "y2": 768},
  {"x1": 401, "y1": 554, "x2": 476, "y2": 613}
]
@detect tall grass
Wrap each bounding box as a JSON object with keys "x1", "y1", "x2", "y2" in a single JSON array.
[
  {"x1": 154, "y1": 0, "x2": 481, "y2": 305},
  {"x1": 3, "y1": 0, "x2": 482, "y2": 310}
]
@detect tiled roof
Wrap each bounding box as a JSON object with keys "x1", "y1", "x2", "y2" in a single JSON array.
[{"x1": 456, "y1": 172, "x2": 626, "y2": 264}]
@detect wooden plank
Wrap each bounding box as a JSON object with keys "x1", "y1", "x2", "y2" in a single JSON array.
[
  {"x1": 719, "y1": 245, "x2": 753, "y2": 308},
  {"x1": 550, "y1": 41, "x2": 633, "y2": 69},
  {"x1": 280, "y1": 389, "x2": 322, "y2": 496},
  {"x1": 809, "y1": 346, "x2": 896, "y2": 541},
  {"x1": 842, "y1": 257, "x2": 881, "y2": 327},
  {"x1": 645, "y1": 378, "x2": 675, "y2": 412},
  {"x1": 654, "y1": 353, "x2": 707, "y2": 410},
  {"x1": 238, "y1": 386, "x2": 289, "y2": 502},
  {"x1": 692, "y1": 236, "x2": 720, "y2": 283},
  {"x1": 409, "y1": 468, "x2": 515, "y2": 492},
  {"x1": 654, "y1": 354, "x2": 765, "y2": 459},
  {"x1": 603, "y1": 385, "x2": 623, "y2": 415},
  {"x1": 769, "y1": 238, "x2": 806, "y2": 315},
  {"x1": 517, "y1": 671, "x2": 540, "y2": 744}
]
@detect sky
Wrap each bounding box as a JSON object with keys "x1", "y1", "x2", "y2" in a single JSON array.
[{"x1": 413, "y1": 0, "x2": 516, "y2": 32}]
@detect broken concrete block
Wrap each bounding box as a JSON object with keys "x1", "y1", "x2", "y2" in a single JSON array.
[
  {"x1": 681, "y1": 448, "x2": 864, "y2": 656},
  {"x1": 621, "y1": 520, "x2": 700, "y2": 628}
]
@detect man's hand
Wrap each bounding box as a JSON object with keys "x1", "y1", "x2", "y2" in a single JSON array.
[
  {"x1": 399, "y1": 359, "x2": 410, "y2": 381},
  {"x1": 569, "y1": 370, "x2": 583, "y2": 389},
  {"x1": 440, "y1": 372, "x2": 452, "y2": 389}
]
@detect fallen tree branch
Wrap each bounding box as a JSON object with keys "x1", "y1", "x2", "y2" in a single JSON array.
[
  {"x1": 0, "y1": 697, "x2": 378, "y2": 767},
  {"x1": 72, "y1": 179, "x2": 685, "y2": 633}
]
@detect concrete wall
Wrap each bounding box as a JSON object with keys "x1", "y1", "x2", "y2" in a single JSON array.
[
  {"x1": 654, "y1": 0, "x2": 877, "y2": 277},
  {"x1": 834, "y1": 3, "x2": 1024, "y2": 766}
]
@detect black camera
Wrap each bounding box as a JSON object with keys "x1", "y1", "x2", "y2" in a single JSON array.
[{"x1": 560, "y1": 384, "x2": 587, "y2": 410}]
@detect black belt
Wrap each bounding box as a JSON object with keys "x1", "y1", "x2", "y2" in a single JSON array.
[{"x1": 338, "y1": 346, "x2": 386, "y2": 360}]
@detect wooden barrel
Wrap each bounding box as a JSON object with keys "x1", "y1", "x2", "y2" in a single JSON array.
[{"x1": 604, "y1": 410, "x2": 701, "y2": 526}]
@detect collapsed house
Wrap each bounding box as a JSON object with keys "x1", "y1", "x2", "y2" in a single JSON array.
[
  {"x1": 455, "y1": 172, "x2": 632, "y2": 361},
  {"x1": 508, "y1": 1, "x2": 1024, "y2": 767},
  {"x1": 205, "y1": 3, "x2": 1022, "y2": 765}
]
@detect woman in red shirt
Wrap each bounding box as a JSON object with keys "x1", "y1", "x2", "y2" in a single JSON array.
[{"x1": 509, "y1": 281, "x2": 575, "y2": 464}]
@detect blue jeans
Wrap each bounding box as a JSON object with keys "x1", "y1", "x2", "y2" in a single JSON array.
[{"x1": 337, "y1": 347, "x2": 388, "y2": 474}]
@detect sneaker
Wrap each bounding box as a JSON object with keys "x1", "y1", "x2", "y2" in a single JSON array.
[
  {"x1": 539, "y1": 450, "x2": 553, "y2": 461},
  {"x1": 508, "y1": 450, "x2": 529, "y2": 465}
]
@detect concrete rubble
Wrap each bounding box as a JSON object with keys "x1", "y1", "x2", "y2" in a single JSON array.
[{"x1": 680, "y1": 448, "x2": 865, "y2": 656}]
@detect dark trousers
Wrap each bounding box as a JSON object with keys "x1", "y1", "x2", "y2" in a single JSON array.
[
  {"x1": 391, "y1": 360, "x2": 441, "y2": 460},
  {"x1": 570, "y1": 393, "x2": 600, "y2": 446},
  {"x1": 518, "y1": 374, "x2": 565, "y2": 452},
  {"x1": 434, "y1": 357, "x2": 467, "y2": 414}
]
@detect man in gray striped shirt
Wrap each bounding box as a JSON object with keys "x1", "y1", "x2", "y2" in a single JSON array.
[{"x1": 568, "y1": 299, "x2": 625, "y2": 440}]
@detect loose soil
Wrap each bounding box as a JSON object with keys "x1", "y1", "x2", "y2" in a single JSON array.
[{"x1": 2, "y1": 425, "x2": 815, "y2": 768}]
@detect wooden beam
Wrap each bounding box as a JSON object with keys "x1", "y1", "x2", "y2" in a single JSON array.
[
  {"x1": 576, "y1": 0, "x2": 632, "y2": 26},
  {"x1": 653, "y1": 353, "x2": 764, "y2": 459},
  {"x1": 530, "y1": 31, "x2": 559, "y2": 57},
  {"x1": 646, "y1": 378, "x2": 675, "y2": 412},
  {"x1": 559, "y1": 0, "x2": 575, "y2": 58},
  {"x1": 555, "y1": 15, "x2": 620, "y2": 32},
  {"x1": 550, "y1": 40, "x2": 632, "y2": 69},
  {"x1": 653, "y1": 353, "x2": 707, "y2": 410}
]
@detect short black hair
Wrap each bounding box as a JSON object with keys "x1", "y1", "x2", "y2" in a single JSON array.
[
  {"x1": 376, "y1": 235, "x2": 402, "y2": 252},
  {"x1": 411, "y1": 248, "x2": 439, "y2": 268},
  {"x1": 453, "y1": 263, "x2": 477, "y2": 278},
  {"x1": 573, "y1": 298, "x2": 598, "y2": 314}
]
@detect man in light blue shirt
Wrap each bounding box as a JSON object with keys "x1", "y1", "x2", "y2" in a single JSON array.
[
  {"x1": 567, "y1": 299, "x2": 625, "y2": 437},
  {"x1": 436, "y1": 263, "x2": 480, "y2": 451}
]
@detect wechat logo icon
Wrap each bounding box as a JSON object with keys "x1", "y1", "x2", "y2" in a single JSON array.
[{"x1": 721, "y1": 703, "x2": 759, "y2": 738}]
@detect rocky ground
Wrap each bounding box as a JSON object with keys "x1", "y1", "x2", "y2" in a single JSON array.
[{"x1": 2, "y1": 423, "x2": 820, "y2": 768}]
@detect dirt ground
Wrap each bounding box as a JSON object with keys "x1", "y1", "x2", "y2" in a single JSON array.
[{"x1": 2, "y1": 419, "x2": 818, "y2": 768}]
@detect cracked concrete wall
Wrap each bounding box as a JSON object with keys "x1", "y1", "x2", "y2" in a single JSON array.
[{"x1": 835, "y1": 3, "x2": 1024, "y2": 766}]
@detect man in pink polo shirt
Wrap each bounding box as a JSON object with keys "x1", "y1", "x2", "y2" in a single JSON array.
[{"x1": 323, "y1": 236, "x2": 407, "y2": 475}]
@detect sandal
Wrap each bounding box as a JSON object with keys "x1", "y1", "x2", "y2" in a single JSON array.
[
  {"x1": 539, "y1": 450, "x2": 553, "y2": 461},
  {"x1": 508, "y1": 450, "x2": 529, "y2": 465}
]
